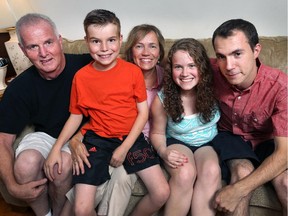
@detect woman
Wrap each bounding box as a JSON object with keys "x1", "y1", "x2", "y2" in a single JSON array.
[
  {"x1": 124, "y1": 24, "x2": 165, "y2": 139},
  {"x1": 124, "y1": 24, "x2": 168, "y2": 216}
]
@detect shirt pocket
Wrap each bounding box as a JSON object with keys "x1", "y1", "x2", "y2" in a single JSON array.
[{"x1": 241, "y1": 110, "x2": 272, "y2": 132}]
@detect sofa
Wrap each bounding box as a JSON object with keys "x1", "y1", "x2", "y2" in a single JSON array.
[{"x1": 0, "y1": 36, "x2": 286, "y2": 216}]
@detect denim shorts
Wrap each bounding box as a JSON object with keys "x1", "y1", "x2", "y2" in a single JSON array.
[
  {"x1": 73, "y1": 130, "x2": 159, "y2": 186},
  {"x1": 211, "y1": 131, "x2": 274, "y2": 182}
]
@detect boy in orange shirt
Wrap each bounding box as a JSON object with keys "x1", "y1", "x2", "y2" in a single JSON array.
[{"x1": 44, "y1": 9, "x2": 169, "y2": 216}]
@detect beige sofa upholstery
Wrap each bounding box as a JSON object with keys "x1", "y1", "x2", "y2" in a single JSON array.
[
  {"x1": 62, "y1": 36, "x2": 287, "y2": 73},
  {"x1": 0, "y1": 36, "x2": 286, "y2": 216}
]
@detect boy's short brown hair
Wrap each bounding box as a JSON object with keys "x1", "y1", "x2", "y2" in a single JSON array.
[{"x1": 84, "y1": 9, "x2": 121, "y2": 36}]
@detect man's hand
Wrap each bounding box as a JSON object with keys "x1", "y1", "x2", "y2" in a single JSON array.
[
  {"x1": 8, "y1": 178, "x2": 47, "y2": 203},
  {"x1": 213, "y1": 184, "x2": 246, "y2": 213},
  {"x1": 69, "y1": 132, "x2": 90, "y2": 175}
]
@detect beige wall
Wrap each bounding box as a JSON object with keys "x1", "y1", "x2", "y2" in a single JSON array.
[{"x1": 27, "y1": 0, "x2": 287, "y2": 40}]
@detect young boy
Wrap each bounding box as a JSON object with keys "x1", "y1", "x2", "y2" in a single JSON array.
[{"x1": 44, "y1": 9, "x2": 169, "y2": 216}]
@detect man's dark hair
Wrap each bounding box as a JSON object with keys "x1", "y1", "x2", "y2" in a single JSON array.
[{"x1": 212, "y1": 19, "x2": 259, "y2": 51}]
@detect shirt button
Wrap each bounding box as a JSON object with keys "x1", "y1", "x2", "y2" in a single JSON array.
[
  {"x1": 234, "y1": 113, "x2": 237, "y2": 116},
  {"x1": 234, "y1": 123, "x2": 238, "y2": 126},
  {"x1": 237, "y1": 96, "x2": 241, "y2": 100}
]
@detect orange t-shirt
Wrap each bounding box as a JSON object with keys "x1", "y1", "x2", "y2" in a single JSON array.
[{"x1": 70, "y1": 58, "x2": 147, "y2": 138}]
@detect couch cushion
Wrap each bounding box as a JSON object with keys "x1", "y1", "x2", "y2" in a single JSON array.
[
  {"x1": 250, "y1": 184, "x2": 282, "y2": 211},
  {"x1": 131, "y1": 174, "x2": 282, "y2": 211},
  {"x1": 62, "y1": 36, "x2": 287, "y2": 74}
]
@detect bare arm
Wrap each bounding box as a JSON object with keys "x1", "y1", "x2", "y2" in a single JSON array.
[
  {"x1": 214, "y1": 136, "x2": 287, "y2": 212},
  {"x1": 150, "y1": 95, "x2": 167, "y2": 155},
  {"x1": 239, "y1": 136, "x2": 287, "y2": 193},
  {"x1": 0, "y1": 133, "x2": 16, "y2": 186},
  {"x1": 0, "y1": 132, "x2": 47, "y2": 201},
  {"x1": 44, "y1": 114, "x2": 83, "y2": 181},
  {"x1": 110, "y1": 100, "x2": 148, "y2": 167},
  {"x1": 150, "y1": 96, "x2": 188, "y2": 168}
]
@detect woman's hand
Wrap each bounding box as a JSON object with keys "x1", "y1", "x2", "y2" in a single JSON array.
[{"x1": 69, "y1": 131, "x2": 90, "y2": 175}]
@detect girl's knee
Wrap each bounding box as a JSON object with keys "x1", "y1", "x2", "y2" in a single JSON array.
[
  {"x1": 200, "y1": 161, "x2": 220, "y2": 179},
  {"x1": 171, "y1": 166, "x2": 196, "y2": 187}
]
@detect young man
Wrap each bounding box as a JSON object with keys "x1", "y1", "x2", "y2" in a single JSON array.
[
  {"x1": 211, "y1": 19, "x2": 287, "y2": 216},
  {"x1": 0, "y1": 13, "x2": 135, "y2": 216}
]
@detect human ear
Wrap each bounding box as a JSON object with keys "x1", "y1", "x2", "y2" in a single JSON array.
[{"x1": 253, "y1": 43, "x2": 261, "y2": 59}]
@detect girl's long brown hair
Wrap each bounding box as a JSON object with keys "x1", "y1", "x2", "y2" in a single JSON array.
[{"x1": 163, "y1": 38, "x2": 217, "y2": 123}]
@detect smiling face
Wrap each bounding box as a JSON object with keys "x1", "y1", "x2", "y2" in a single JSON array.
[
  {"x1": 85, "y1": 23, "x2": 122, "y2": 71},
  {"x1": 20, "y1": 20, "x2": 65, "y2": 80},
  {"x1": 132, "y1": 31, "x2": 160, "y2": 73},
  {"x1": 172, "y1": 50, "x2": 200, "y2": 93},
  {"x1": 214, "y1": 30, "x2": 261, "y2": 89}
]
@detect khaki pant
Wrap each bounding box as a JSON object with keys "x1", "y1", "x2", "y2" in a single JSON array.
[{"x1": 66, "y1": 165, "x2": 137, "y2": 216}]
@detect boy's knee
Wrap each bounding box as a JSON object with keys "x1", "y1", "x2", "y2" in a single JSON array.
[
  {"x1": 161, "y1": 182, "x2": 170, "y2": 202},
  {"x1": 152, "y1": 181, "x2": 170, "y2": 207},
  {"x1": 74, "y1": 204, "x2": 95, "y2": 216}
]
